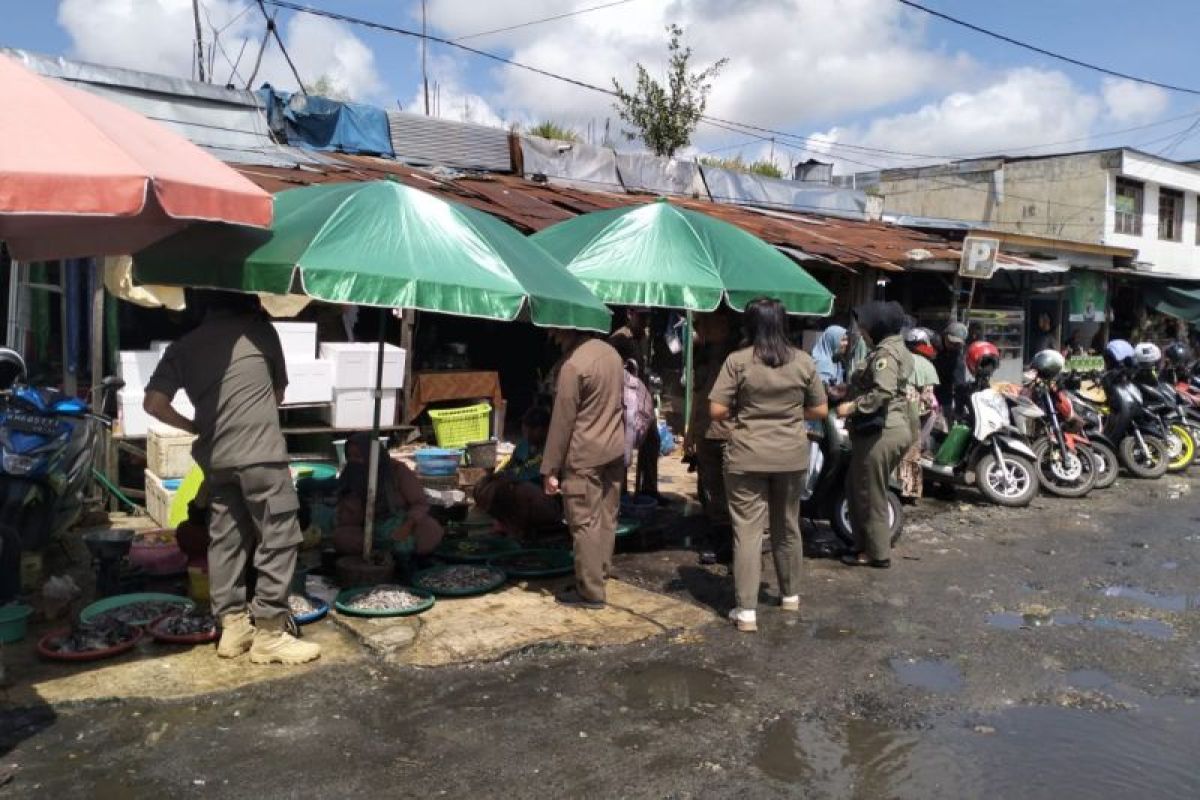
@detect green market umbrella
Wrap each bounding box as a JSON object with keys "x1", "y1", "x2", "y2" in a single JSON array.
[
  {"x1": 135, "y1": 180, "x2": 611, "y2": 562},
  {"x1": 532, "y1": 198, "x2": 835, "y2": 431}
]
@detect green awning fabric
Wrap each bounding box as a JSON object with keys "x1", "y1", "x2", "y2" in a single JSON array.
[{"x1": 1144, "y1": 283, "x2": 1200, "y2": 324}]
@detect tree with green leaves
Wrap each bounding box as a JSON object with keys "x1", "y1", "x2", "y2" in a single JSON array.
[
  {"x1": 612, "y1": 25, "x2": 727, "y2": 157},
  {"x1": 699, "y1": 154, "x2": 784, "y2": 179},
  {"x1": 525, "y1": 121, "x2": 581, "y2": 142}
]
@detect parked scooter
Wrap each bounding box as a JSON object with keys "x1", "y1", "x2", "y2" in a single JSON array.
[
  {"x1": 920, "y1": 341, "x2": 1041, "y2": 507},
  {"x1": 1083, "y1": 340, "x2": 1171, "y2": 479},
  {"x1": 1131, "y1": 342, "x2": 1197, "y2": 472},
  {"x1": 1021, "y1": 350, "x2": 1099, "y2": 498},
  {"x1": 799, "y1": 413, "x2": 904, "y2": 551},
  {"x1": 0, "y1": 348, "x2": 121, "y2": 602}
]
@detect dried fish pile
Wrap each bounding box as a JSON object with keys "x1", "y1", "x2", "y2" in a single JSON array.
[
  {"x1": 288, "y1": 595, "x2": 316, "y2": 615},
  {"x1": 50, "y1": 620, "x2": 137, "y2": 653},
  {"x1": 94, "y1": 600, "x2": 186, "y2": 626},
  {"x1": 158, "y1": 611, "x2": 216, "y2": 636},
  {"x1": 419, "y1": 565, "x2": 504, "y2": 592},
  {"x1": 503, "y1": 554, "x2": 554, "y2": 571},
  {"x1": 346, "y1": 585, "x2": 426, "y2": 611}
]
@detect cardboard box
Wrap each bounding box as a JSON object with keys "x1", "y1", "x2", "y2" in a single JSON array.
[
  {"x1": 319, "y1": 342, "x2": 406, "y2": 389},
  {"x1": 272, "y1": 322, "x2": 318, "y2": 362},
  {"x1": 144, "y1": 470, "x2": 178, "y2": 527},
  {"x1": 117, "y1": 350, "x2": 161, "y2": 391},
  {"x1": 322, "y1": 388, "x2": 398, "y2": 429},
  {"x1": 282, "y1": 360, "x2": 334, "y2": 405},
  {"x1": 147, "y1": 424, "x2": 196, "y2": 479}
]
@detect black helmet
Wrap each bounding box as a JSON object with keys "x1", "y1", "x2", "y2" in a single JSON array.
[
  {"x1": 0, "y1": 348, "x2": 26, "y2": 391},
  {"x1": 1030, "y1": 349, "x2": 1065, "y2": 380},
  {"x1": 1164, "y1": 341, "x2": 1190, "y2": 365}
]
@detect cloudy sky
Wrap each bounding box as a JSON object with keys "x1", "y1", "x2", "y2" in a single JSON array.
[{"x1": 6, "y1": 1, "x2": 1199, "y2": 173}]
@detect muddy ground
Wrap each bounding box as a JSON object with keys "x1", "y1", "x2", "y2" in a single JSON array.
[{"x1": 2, "y1": 470, "x2": 1199, "y2": 799}]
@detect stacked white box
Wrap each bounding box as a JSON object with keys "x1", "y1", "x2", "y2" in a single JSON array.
[
  {"x1": 272, "y1": 322, "x2": 318, "y2": 363},
  {"x1": 144, "y1": 470, "x2": 178, "y2": 527},
  {"x1": 324, "y1": 389, "x2": 397, "y2": 429},
  {"x1": 319, "y1": 342, "x2": 406, "y2": 389},
  {"x1": 117, "y1": 350, "x2": 162, "y2": 392},
  {"x1": 282, "y1": 360, "x2": 334, "y2": 405},
  {"x1": 118, "y1": 390, "x2": 194, "y2": 437},
  {"x1": 147, "y1": 424, "x2": 197, "y2": 479}
]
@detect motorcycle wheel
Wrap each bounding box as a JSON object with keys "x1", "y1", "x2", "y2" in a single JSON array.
[
  {"x1": 1032, "y1": 438, "x2": 1097, "y2": 498},
  {"x1": 1164, "y1": 424, "x2": 1196, "y2": 472},
  {"x1": 975, "y1": 452, "x2": 1039, "y2": 507},
  {"x1": 1118, "y1": 435, "x2": 1170, "y2": 479},
  {"x1": 1088, "y1": 441, "x2": 1119, "y2": 490},
  {"x1": 831, "y1": 490, "x2": 905, "y2": 550}
]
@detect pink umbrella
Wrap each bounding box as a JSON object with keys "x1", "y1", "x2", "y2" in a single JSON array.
[{"x1": 0, "y1": 53, "x2": 272, "y2": 261}]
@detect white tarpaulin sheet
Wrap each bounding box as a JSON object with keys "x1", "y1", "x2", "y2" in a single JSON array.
[
  {"x1": 520, "y1": 136, "x2": 622, "y2": 192},
  {"x1": 700, "y1": 165, "x2": 868, "y2": 219},
  {"x1": 615, "y1": 152, "x2": 707, "y2": 198}
]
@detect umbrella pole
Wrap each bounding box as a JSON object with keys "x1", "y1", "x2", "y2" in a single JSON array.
[
  {"x1": 684, "y1": 311, "x2": 694, "y2": 438},
  {"x1": 362, "y1": 307, "x2": 389, "y2": 563}
]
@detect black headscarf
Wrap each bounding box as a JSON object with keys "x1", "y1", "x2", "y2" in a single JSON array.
[{"x1": 853, "y1": 301, "x2": 907, "y2": 345}]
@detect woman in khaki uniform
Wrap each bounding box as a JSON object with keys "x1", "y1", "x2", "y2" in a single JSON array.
[
  {"x1": 837, "y1": 302, "x2": 915, "y2": 569},
  {"x1": 710, "y1": 299, "x2": 828, "y2": 633}
]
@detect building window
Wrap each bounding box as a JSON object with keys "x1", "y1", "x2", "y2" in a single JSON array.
[
  {"x1": 1114, "y1": 178, "x2": 1143, "y2": 235},
  {"x1": 1159, "y1": 187, "x2": 1183, "y2": 241}
]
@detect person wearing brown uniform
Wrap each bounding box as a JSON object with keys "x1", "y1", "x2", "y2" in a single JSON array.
[
  {"x1": 144, "y1": 290, "x2": 318, "y2": 665},
  {"x1": 710, "y1": 299, "x2": 828, "y2": 633},
  {"x1": 686, "y1": 311, "x2": 736, "y2": 565},
  {"x1": 542, "y1": 330, "x2": 626, "y2": 609}
]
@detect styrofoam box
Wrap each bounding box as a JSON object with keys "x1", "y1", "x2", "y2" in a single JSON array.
[
  {"x1": 117, "y1": 350, "x2": 162, "y2": 391},
  {"x1": 319, "y1": 342, "x2": 406, "y2": 389},
  {"x1": 147, "y1": 424, "x2": 197, "y2": 479},
  {"x1": 118, "y1": 391, "x2": 195, "y2": 437},
  {"x1": 322, "y1": 388, "x2": 398, "y2": 429},
  {"x1": 272, "y1": 322, "x2": 318, "y2": 362},
  {"x1": 282, "y1": 360, "x2": 334, "y2": 405},
  {"x1": 150, "y1": 340, "x2": 172, "y2": 354},
  {"x1": 144, "y1": 470, "x2": 177, "y2": 528}
]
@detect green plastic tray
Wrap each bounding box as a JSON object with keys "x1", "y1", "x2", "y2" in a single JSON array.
[
  {"x1": 412, "y1": 565, "x2": 508, "y2": 597},
  {"x1": 333, "y1": 586, "x2": 435, "y2": 618},
  {"x1": 80, "y1": 593, "x2": 194, "y2": 626},
  {"x1": 616, "y1": 519, "x2": 640, "y2": 538},
  {"x1": 487, "y1": 549, "x2": 574, "y2": 578},
  {"x1": 434, "y1": 535, "x2": 520, "y2": 563}
]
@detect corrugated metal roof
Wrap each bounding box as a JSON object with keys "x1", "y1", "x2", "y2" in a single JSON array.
[{"x1": 386, "y1": 111, "x2": 511, "y2": 172}]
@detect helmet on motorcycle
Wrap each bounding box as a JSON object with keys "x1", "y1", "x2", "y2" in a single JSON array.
[
  {"x1": 965, "y1": 340, "x2": 1001, "y2": 375},
  {"x1": 1133, "y1": 341, "x2": 1162, "y2": 367},
  {"x1": 1164, "y1": 341, "x2": 1190, "y2": 365},
  {"x1": 904, "y1": 327, "x2": 937, "y2": 359},
  {"x1": 1104, "y1": 339, "x2": 1135, "y2": 369},
  {"x1": 1030, "y1": 349, "x2": 1065, "y2": 380},
  {"x1": 0, "y1": 348, "x2": 25, "y2": 390}
]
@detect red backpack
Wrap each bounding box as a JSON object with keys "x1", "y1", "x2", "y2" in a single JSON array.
[{"x1": 623, "y1": 360, "x2": 654, "y2": 467}]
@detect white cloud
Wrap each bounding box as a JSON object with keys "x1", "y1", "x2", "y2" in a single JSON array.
[
  {"x1": 406, "y1": 81, "x2": 506, "y2": 128},
  {"x1": 57, "y1": 0, "x2": 385, "y2": 100},
  {"x1": 1102, "y1": 78, "x2": 1169, "y2": 124}
]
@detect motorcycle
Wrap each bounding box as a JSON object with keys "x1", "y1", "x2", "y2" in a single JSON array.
[
  {"x1": 1056, "y1": 390, "x2": 1120, "y2": 490},
  {"x1": 799, "y1": 414, "x2": 904, "y2": 552},
  {"x1": 1069, "y1": 369, "x2": 1170, "y2": 479},
  {"x1": 0, "y1": 348, "x2": 121, "y2": 602},
  {"x1": 920, "y1": 382, "x2": 1041, "y2": 507},
  {"x1": 1132, "y1": 372, "x2": 1198, "y2": 472},
  {"x1": 1020, "y1": 375, "x2": 1099, "y2": 498}
]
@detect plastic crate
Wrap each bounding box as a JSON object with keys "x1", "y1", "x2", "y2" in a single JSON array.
[{"x1": 428, "y1": 403, "x2": 492, "y2": 449}]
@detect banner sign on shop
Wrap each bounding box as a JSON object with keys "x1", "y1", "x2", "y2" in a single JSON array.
[{"x1": 1068, "y1": 271, "x2": 1107, "y2": 322}]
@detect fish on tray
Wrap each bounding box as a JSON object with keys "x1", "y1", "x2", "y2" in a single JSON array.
[
  {"x1": 157, "y1": 610, "x2": 217, "y2": 636},
  {"x1": 50, "y1": 620, "x2": 139, "y2": 653},
  {"x1": 347, "y1": 585, "x2": 426, "y2": 611},
  {"x1": 94, "y1": 600, "x2": 186, "y2": 626},
  {"x1": 419, "y1": 565, "x2": 504, "y2": 592}
]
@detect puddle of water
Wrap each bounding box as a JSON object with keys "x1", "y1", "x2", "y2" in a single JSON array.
[
  {"x1": 756, "y1": 694, "x2": 1200, "y2": 797},
  {"x1": 613, "y1": 662, "x2": 733, "y2": 715},
  {"x1": 1099, "y1": 585, "x2": 1198, "y2": 612},
  {"x1": 986, "y1": 612, "x2": 1175, "y2": 640},
  {"x1": 1065, "y1": 669, "x2": 1114, "y2": 689},
  {"x1": 889, "y1": 658, "x2": 964, "y2": 693}
]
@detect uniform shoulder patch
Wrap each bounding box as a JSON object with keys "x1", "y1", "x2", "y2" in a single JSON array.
[{"x1": 875, "y1": 357, "x2": 889, "y2": 372}]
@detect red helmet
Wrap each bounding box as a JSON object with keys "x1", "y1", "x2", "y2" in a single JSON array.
[{"x1": 965, "y1": 340, "x2": 1001, "y2": 375}]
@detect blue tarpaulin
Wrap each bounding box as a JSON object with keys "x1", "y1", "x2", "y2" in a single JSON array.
[{"x1": 259, "y1": 86, "x2": 393, "y2": 157}]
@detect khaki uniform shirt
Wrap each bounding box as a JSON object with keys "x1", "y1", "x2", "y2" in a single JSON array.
[
  {"x1": 689, "y1": 346, "x2": 734, "y2": 442},
  {"x1": 847, "y1": 335, "x2": 916, "y2": 433},
  {"x1": 709, "y1": 347, "x2": 827, "y2": 473},
  {"x1": 542, "y1": 338, "x2": 626, "y2": 475},
  {"x1": 146, "y1": 311, "x2": 289, "y2": 472}
]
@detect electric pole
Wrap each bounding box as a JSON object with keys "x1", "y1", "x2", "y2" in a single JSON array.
[{"x1": 192, "y1": 0, "x2": 206, "y2": 82}]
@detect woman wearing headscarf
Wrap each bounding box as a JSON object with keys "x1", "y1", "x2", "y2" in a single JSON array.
[
  {"x1": 709, "y1": 298, "x2": 829, "y2": 632},
  {"x1": 811, "y1": 324, "x2": 849, "y2": 397},
  {"x1": 837, "y1": 301, "x2": 915, "y2": 568}
]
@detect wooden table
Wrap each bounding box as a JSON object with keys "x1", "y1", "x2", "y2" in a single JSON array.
[{"x1": 407, "y1": 370, "x2": 504, "y2": 423}]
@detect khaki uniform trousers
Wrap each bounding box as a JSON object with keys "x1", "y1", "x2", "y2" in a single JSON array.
[
  {"x1": 847, "y1": 426, "x2": 912, "y2": 561},
  {"x1": 562, "y1": 459, "x2": 624, "y2": 603},
  {"x1": 725, "y1": 470, "x2": 805, "y2": 611},
  {"x1": 207, "y1": 462, "x2": 303, "y2": 622}
]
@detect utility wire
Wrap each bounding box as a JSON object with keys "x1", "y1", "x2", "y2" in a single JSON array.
[
  {"x1": 894, "y1": 0, "x2": 1200, "y2": 96},
  {"x1": 453, "y1": 0, "x2": 640, "y2": 42},
  {"x1": 256, "y1": 0, "x2": 307, "y2": 94}
]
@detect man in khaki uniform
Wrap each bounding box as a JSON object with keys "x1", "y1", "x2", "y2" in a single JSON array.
[
  {"x1": 144, "y1": 291, "x2": 319, "y2": 665},
  {"x1": 686, "y1": 312, "x2": 735, "y2": 564},
  {"x1": 542, "y1": 330, "x2": 625, "y2": 609}
]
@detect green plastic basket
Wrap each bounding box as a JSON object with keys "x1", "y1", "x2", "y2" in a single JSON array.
[
  {"x1": 428, "y1": 403, "x2": 492, "y2": 449},
  {"x1": 488, "y1": 549, "x2": 574, "y2": 578},
  {"x1": 412, "y1": 565, "x2": 507, "y2": 597},
  {"x1": 334, "y1": 586, "x2": 435, "y2": 618}
]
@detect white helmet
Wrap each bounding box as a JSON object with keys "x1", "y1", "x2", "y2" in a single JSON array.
[{"x1": 1133, "y1": 342, "x2": 1162, "y2": 366}]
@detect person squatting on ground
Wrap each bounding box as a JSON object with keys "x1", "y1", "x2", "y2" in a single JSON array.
[
  {"x1": 709, "y1": 298, "x2": 828, "y2": 633},
  {"x1": 542, "y1": 328, "x2": 626, "y2": 609},
  {"x1": 838, "y1": 301, "x2": 916, "y2": 569},
  {"x1": 473, "y1": 406, "x2": 562, "y2": 539},
  {"x1": 143, "y1": 290, "x2": 319, "y2": 665}
]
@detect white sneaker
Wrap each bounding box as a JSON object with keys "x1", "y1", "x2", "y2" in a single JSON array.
[
  {"x1": 780, "y1": 595, "x2": 800, "y2": 612},
  {"x1": 727, "y1": 607, "x2": 758, "y2": 633}
]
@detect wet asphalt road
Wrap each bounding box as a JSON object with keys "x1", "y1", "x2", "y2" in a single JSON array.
[{"x1": 3, "y1": 471, "x2": 1200, "y2": 799}]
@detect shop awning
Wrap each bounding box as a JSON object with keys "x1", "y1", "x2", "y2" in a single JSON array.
[
  {"x1": 1144, "y1": 283, "x2": 1200, "y2": 323},
  {"x1": 995, "y1": 255, "x2": 1070, "y2": 274}
]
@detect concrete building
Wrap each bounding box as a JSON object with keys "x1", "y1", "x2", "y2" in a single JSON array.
[{"x1": 864, "y1": 148, "x2": 1200, "y2": 278}]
